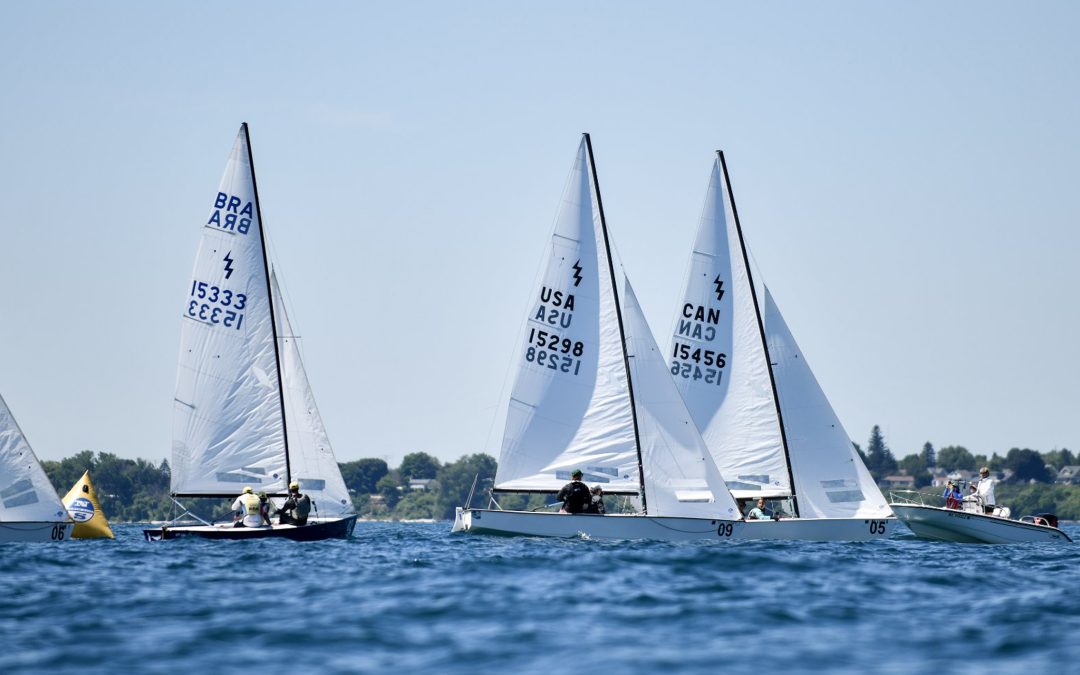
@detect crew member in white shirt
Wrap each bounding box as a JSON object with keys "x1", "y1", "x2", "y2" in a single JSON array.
[{"x1": 975, "y1": 467, "x2": 996, "y2": 515}]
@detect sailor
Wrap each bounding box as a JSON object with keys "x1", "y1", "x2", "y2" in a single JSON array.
[
  {"x1": 231, "y1": 486, "x2": 266, "y2": 528},
  {"x1": 745, "y1": 498, "x2": 773, "y2": 520},
  {"x1": 585, "y1": 485, "x2": 606, "y2": 514},
  {"x1": 277, "y1": 481, "x2": 312, "y2": 526},
  {"x1": 257, "y1": 491, "x2": 272, "y2": 527},
  {"x1": 943, "y1": 481, "x2": 963, "y2": 509},
  {"x1": 556, "y1": 469, "x2": 592, "y2": 514},
  {"x1": 975, "y1": 467, "x2": 996, "y2": 515}
]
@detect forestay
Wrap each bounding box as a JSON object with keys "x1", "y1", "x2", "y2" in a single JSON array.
[
  {"x1": 171, "y1": 125, "x2": 288, "y2": 496},
  {"x1": 622, "y1": 283, "x2": 740, "y2": 519},
  {"x1": 495, "y1": 138, "x2": 639, "y2": 493},
  {"x1": 669, "y1": 157, "x2": 789, "y2": 498},
  {"x1": 0, "y1": 394, "x2": 68, "y2": 523},
  {"x1": 763, "y1": 288, "x2": 891, "y2": 518},
  {"x1": 272, "y1": 270, "x2": 354, "y2": 516}
]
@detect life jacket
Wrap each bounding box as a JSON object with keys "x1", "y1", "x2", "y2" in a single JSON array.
[
  {"x1": 295, "y1": 494, "x2": 311, "y2": 520},
  {"x1": 240, "y1": 493, "x2": 261, "y2": 516}
]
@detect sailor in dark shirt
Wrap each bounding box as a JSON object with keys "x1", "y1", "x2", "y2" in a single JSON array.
[
  {"x1": 556, "y1": 469, "x2": 591, "y2": 514},
  {"x1": 585, "y1": 485, "x2": 606, "y2": 515}
]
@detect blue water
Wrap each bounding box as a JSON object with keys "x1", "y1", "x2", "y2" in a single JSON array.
[{"x1": 3, "y1": 523, "x2": 1079, "y2": 673}]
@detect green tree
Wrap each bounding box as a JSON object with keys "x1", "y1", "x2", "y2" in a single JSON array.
[
  {"x1": 399, "y1": 452, "x2": 441, "y2": 481},
  {"x1": 899, "y1": 454, "x2": 931, "y2": 488},
  {"x1": 339, "y1": 458, "x2": 388, "y2": 494},
  {"x1": 1042, "y1": 448, "x2": 1075, "y2": 472},
  {"x1": 865, "y1": 426, "x2": 897, "y2": 481},
  {"x1": 1004, "y1": 448, "x2": 1053, "y2": 484},
  {"x1": 937, "y1": 446, "x2": 976, "y2": 472},
  {"x1": 435, "y1": 453, "x2": 497, "y2": 520},
  {"x1": 393, "y1": 490, "x2": 439, "y2": 520},
  {"x1": 920, "y1": 442, "x2": 936, "y2": 468},
  {"x1": 376, "y1": 473, "x2": 402, "y2": 509}
]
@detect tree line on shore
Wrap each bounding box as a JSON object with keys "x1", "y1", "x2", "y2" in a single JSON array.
[{"x1": 40, "y1": 424, "x2": 1080, "y2": 523}]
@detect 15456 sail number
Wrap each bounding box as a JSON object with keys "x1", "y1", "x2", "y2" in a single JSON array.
[{"x1": 186, "y1": 279, "x2": 246, "y2": 329}]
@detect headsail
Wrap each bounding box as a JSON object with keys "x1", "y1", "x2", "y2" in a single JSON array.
[
  {"x1": 494, "y1": 137, "x2": 638, "y2": 493},
  {"x1": 670, "y1": 155, "x2": 789, "y2": 498},
  {"x1": 171, "y1": 124, "x2": 288, "y2": 496},
  {"x1": 0, "y1": 393, "x2": 68, "y2": 523},
  {"x1": 272, "y1": 270, "x2": 354, "y2": 516},
  {"x1": 622, "y1": 282, "x2": 740, "y2": 519},
  {"x1": 763, "y1": 288, "x2": 891, "y2": 518}
]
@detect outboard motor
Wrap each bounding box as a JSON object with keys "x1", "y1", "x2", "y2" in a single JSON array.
[{"x1": 1035, "y1": 513, "x2": 1059, "y2": 528}]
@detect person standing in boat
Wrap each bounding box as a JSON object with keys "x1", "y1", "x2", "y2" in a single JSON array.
[
  {"x1": 277, "y1": 481, "x2": 312, "y2": 526},
  {"x1": 556, "y1": 470, "x2": 592, "y2": 514},
  {"x1": 975, "y1": 467, "x2": 997, "y2": 514},
  {"x1": 232, "y1": 486, "x2": 268, "y2": 528}
]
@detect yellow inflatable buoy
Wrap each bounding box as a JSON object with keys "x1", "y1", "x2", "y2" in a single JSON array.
[{"x1": 62, "y1": 471, "x2": 115, "y2": 539}]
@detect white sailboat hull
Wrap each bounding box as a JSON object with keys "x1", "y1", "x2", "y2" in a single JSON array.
[
  {"x1": 891, "y1": 504, "x2": 1071, "y2": 544},
  {"x1": 0, "y1": 521, "x2": 72, "y2": 543},
  {"x1": 453, "y1": 508, "x2": 896, "y2": 542}
]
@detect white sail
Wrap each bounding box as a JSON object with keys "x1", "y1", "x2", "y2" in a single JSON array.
[
  {"x1": 0, "y1": 394, "x2": 68, "y2": 523},
  {"x1": 622, "y1": 283, "x2": 741, "y2": 519},
  {"x1": 763, "y1": 287, "x2": 891, "y2": 518},
  {"x1": 494, "y1": 137, "x2": 639, "y2": 493},
  {"x1": 670, "y1": 156, "x2": 789, "y2": 498},
  {"x1": 171, "y1": 125, "x2": 288, "y2": 496},
  {"x1": 271, "y1": 270, "x2": 354, "y2": 516}
]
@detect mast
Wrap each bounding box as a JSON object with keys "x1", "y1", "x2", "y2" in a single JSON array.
[
  {"x1": 718, "y1": 150, "x2": 799, "y2": 517},
  {"x1": 244, "y1": 122, "x2": 292, "y2": 486},
  {"x1": 584, "y1": 133, "x2": 648, "y2": 514}
]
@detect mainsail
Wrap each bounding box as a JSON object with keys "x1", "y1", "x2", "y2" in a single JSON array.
[
  {"x1": 669, "y1": 155, "x2": 789, "y2": 498},
  {"x1": 272, "y1": 270, "x2": 354, "y2": 516},
  {"x1": 171, "y1": 125, "x2": 288, "y2": 496},
  {"x1": 763, "y1": 288, "x2": 891, "y2": 518},
  {"x1": 494, "y1": 137, "x2": 638, "y2": 493},
  {"x1": 671, "y1": 152, "x2": 889, "y2": 518},
  {"x1": 0, "y1": 393, "x2": 68, "y2": 523}
]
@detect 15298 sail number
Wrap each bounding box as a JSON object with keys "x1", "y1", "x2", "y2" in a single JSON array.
[
  {"x1": 525, "y1": 347, "x2": 582, "y2": 375},
  {"x1": 186, "y1": 279, "x2": 246, "y2": 329},
  {"x1": 528, "y1": 328, "x2": 584, "y2": 356}
]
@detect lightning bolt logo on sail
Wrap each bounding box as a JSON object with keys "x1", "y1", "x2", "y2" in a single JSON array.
[{"x1": 223, "y1": 251, "x2": 235, "y2": 279}]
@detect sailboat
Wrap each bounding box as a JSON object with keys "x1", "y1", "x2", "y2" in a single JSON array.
[
  {"x1": 0, "y1": 393, "x2": 72, "y2": 542},
  {"x1": 455, "y1": 135, "x2": 838, "y2": 541},
  {"x1": 143, "y1": 124, "x2": 357, "y2": 542},
  {"x1": 667, "y1": 151, "x2": 895, "y2": 541}
]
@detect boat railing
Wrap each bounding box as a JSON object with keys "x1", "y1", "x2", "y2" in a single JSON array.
[{"x1": 888, "y1": 489, "x2": 943, "y2": 507}]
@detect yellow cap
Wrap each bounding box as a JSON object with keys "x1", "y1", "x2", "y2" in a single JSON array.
[
  {"x1": 243, "y1": 486, "x2": 253, "y2": 494},
  {"x1": 289, "y1": 481, "x2": 299, "y2": 490}
]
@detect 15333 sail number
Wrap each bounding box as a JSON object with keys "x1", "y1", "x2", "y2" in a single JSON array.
[{"x1": 186, "y1": 279, "x2": 246, "y2": 329}]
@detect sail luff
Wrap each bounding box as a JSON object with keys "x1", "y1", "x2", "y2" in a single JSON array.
[
  {"x1": 583, "y1": 133, "x2": 648, "y2": 513},
  {"x1": 244, "y1": 123, "x2": 292, "y2": 486},
  {"x1": 718, "y1": 151, "x2": 800, "y2": 516}
]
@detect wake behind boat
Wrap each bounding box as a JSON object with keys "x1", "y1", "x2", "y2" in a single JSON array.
[
  {"x1": 889, "y1": 489, "x2": 1071, "y2": 544},
  {"x1": 664, "y1": 152, "x2": 896, "y2": 541},
  {"x1": 143, "y1": 124, "x2": 356, "y2": 543}
]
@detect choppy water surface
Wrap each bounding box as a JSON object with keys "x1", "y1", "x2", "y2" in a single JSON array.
[{"x1": 3, "y1": 523, "x2": 1079, "y2": 673}]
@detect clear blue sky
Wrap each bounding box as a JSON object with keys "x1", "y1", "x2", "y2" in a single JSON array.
[{"x1": 3, "y1": 2, "x2": 1078, "y2": 467}]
